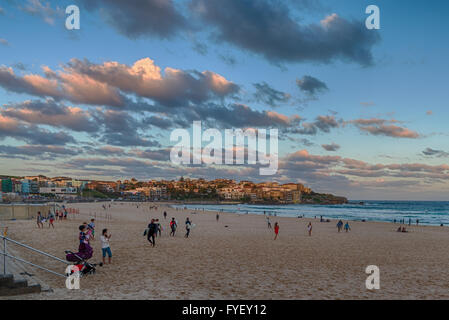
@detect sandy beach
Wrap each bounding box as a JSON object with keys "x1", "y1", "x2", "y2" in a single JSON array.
[{"x1": 2, "y1": 201, "x2": 449, "y2": 300}]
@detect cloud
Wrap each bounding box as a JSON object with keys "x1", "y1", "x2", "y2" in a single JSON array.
[
  {"x1": 21, "y1": 0, "x2": 63, "y2": 25},
  {"x1": 1, "y1": 99, "x2": 97, "y2": 132},
  {"x1": 191, "y1": 0, "x2": 380, "y2": 66},
  {"x1": 296, "y1": 76, "x2": 328, "y2": 96},
  {"x1": 92, "y1": 109, "x2": 161, "y2": 147},
  {"x1": 67, "y1": 58, "x2": 240, "y2": 107},
  {"x1": 0, "y1": 144, "x2": 79, "y2": 158},
  {"x1": 422, "y1": 148, "x2": 449, "y2": 158},
  {"x1": 186, "y1": 103, "x2": 301, "y2": 129},
  {"x1": 288, "y1": 115, "x2": 341, "y2": 135},
  {"x1": 79, "y1": 0, "x2": 188, "y2": 39},
  {"x1": 253, "y1": 82, "x2": 291, "y2": 108},
  {"x1": 0, "y1": 58, "x2": 239, "y2": 108},
  {"x1": 322, "y1": 143, "x2": 340, "y2": 151},
  {"x1": 350, "y1": 118, "x2": 419, "y2": 139},
  {"x1": 0, "y1": 115, "x2": 76, "y2": 145}
]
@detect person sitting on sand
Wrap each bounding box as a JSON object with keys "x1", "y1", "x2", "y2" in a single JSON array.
[
  {"x1": 101, "y1": 229, "x2": 112, "y2": 264},
  {"x1": 344, "y1": 222, "x2": 351, "y2": 232},
  {"x1": 274, "y1": 222, "x2": 279, "y2": 240},
  {"x1": 402, "y1": 227, "x2": 408, "y2": 233},
  {"x1": 170, "y1": 218, "x2": 177, "y2": 236},
  {"x1": 307, "y1": 222, "x2": 312, "y2": 236},
  {"x1": 397, "y1": 226, "x2": 402, "y2": 232}
]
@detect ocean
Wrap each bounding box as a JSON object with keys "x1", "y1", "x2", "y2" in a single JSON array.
[{"x1": 174, "y1": 201, "x2": 449, "y2": 226}]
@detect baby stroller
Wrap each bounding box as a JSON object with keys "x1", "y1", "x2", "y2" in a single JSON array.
[{"x1": 65, "y1": 248, "x2": 102, "y2": 277}]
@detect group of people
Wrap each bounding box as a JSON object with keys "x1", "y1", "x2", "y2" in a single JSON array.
[
  {"x1": 67, "y1": 218, "x2": 113, "y2": 265},
  {"x1": 267, "y1": 217, "x2": 352, "y2": 240},
  {"x1": 144, "y1": 216, "x2": 193, "y2": 247},
  {"x1": 336, "y1": 220, "x2": 351, "y2": 233},
  {"x1": 36, "y1": 209, "x2": 68, "y2": 229}
]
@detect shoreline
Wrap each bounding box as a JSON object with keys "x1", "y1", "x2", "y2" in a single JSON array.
[{"x1": 171, "y1": 202, "x2": 448, "y2": 227}]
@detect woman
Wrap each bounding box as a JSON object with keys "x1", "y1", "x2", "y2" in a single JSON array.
[
  {"x1": 66, "y1": 225, "x2": 93, "y2": 262},
  {"x1": 101, "y1": 229, "x2": 112, "y2": 264},
  {"x1": 307, "y1": 222, "x2": 312, "y2": 236},
  {"x1": 274, "y1": 222, "x2": 279, "y2": 240}
]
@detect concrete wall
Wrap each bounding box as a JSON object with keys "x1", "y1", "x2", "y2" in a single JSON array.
[{"x1": 0, "y1": 205, "x2": 51, "y2": 221}]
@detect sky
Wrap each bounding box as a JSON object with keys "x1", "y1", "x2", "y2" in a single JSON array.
[{"x1": 0, "y1": 0, "x2": 448, "y2": 200}]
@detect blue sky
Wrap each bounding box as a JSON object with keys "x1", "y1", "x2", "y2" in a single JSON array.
[{"x1": 0, "y1": 0, "x2": 448, "y2": 200}]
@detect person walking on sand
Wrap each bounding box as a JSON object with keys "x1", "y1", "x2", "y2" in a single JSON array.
[
  {"x1": 337, "y1": 220, "x2": 343, "y2": 232},
  {"x1": 163, "y1": 211, "x2": 167, "y2": 220},
  {"x1": 156, "y1": 219, "x2": 162, "y2": 237},
  {"x1": 36, "y1": 212, "x2": 44, "y2": 229},
  {"x1": 170, "y1": 218, "x2": 177, "y2": 237},
  {"x1": 266, "y1": 216, "x2": 272, "y2": 229},
  {"x1": 101, "y1": 229, "x2": 112, "y2": 264},
  {"x1": 216, "y1": 213, "x2": 219, "y2": 222},
  {"x1": 307, "y1": 222, "x2": 312, "y2": 236},
  {"x1": 185, "y1": 217, "x2": 192, "y2": 238},
  {"x1": 48, "y1": 211, "x2": 55, "y2": 228},
  {"x1": 147, "y1": 219, "x2": 158, "y2": 247},
  {"x1": 274, "y1": 222, "x2": 279, "y2": 240},
  {"x1": 344, "y1": 222, "x2": 351, "y2": 232}
]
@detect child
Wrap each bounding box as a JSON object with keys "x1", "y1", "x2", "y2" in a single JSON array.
[
  {"x1": 344, "y1": 222, "x2": 351, "y2": 232},
  {"x1": 36, "y1": 212, "x2": 44, "y2": 229},
  {"x1": 101, "y1": 229, "x2": 112, "y2": 264},
  {"x1": 88, "y1": 219, "x2": 96, "y2": 239},
  {"x1": 307, "y1": 222, "x2": 312, "y2": 236},
  {"x1": 48, "y1": 211, "x2": 55, "y2": 228}
]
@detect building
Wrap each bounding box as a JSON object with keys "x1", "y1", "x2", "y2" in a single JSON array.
[
  {"x1": 39, "y1": 187, "x2": 77, "y2": 196},
  {"x1": 1, "y1": 178, "x2": 13, "y2": 193},
  {"x1": 21, "y1": 180, "x2": 30, "y2": 194}
]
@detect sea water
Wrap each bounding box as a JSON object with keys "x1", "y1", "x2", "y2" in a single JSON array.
[{"x1": 174, "y1": 201, "x2": 449, "y2": 226}]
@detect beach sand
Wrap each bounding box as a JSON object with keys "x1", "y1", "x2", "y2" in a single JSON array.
[{"x1": 2, "y1": 201, "x2": 449, "y2": 300}]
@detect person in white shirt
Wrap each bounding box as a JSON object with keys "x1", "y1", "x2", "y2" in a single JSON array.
[{"x1": 100, "y1": 229, "x2": 112, "y2": 264}]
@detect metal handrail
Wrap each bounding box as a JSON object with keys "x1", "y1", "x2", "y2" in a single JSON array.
[
  {"x1": 0, "y1": 235, "x2": 68, "y2": 264},
  {"x1": 1, "y1": 234, "x2": 69, "y2": 278}
]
